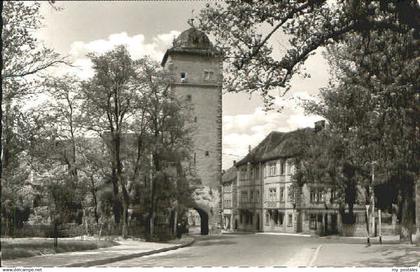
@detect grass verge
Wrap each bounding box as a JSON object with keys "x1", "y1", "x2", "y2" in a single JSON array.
[{"x1": 1, "y1": 238, "x2": 118, "y2": 260}]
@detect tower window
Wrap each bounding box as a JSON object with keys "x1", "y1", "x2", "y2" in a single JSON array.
[
  {"x1": 204, "y1": 70, "x2": 214, "y2": 81},
  {"x1": 205, "y1": 151, "x2": 209, "y2": 156},
  {"x1": 180, "y1": 72, "x2": 187, "y2": 82},
  {"x1": 186, "y1": 94, "x2": 192, "y2": 101}
]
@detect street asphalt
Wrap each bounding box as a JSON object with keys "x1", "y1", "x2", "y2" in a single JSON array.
[{"x1": 98, "y1": 233, "x2": 419, "y2": 267}]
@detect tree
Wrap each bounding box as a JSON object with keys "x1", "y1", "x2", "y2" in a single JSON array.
[
  {"x1": 81, "y1": 46, "x2": 195, "y2": 239},
  {"x1": 198, "y1": 0, "x2": 419, "y2": 107},
  {"x1": 133, "y1": 58, "x2": 195, "y2": 239},
  {"x1": 81, "y1": 46, "x2": 142, "y2": 238},
  {"x1": 199, "y1": 0, "x2": 419, "y2": 242},
  {"x1": 1, "y1": 1, "x2": 64, "y2": 239},
  {"x1": 304, "y1": 29, "x2": 419, "y2": 242}
]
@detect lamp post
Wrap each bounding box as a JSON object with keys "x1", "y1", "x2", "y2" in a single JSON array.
[
  {"x1": 371, "y1": 162, "x2": 376, "y2": 238},
  {"x1": 365, "y1": 204, "x2": 370, "y2": 246}
]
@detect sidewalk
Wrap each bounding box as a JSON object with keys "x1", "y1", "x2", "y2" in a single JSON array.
[
  {"x1": 2, "y1": 237, "x2": 194, "y2": 267},
  {"x1": 256, "y1": 232, "x2": 311, "y2": 237},
  {"x1": 312, "y1": 243, "x2": 419, "y2": 267},
  {"x1": 319, "y1": 234, "x2": 417, "y2": 244}
]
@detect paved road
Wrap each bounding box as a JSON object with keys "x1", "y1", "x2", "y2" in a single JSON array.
[
  {"x1": 100, "y1": 233, "x2": 419, "y2": 267},
  {"x1": 99, "y1": 233, "x2": 329, "y2": 267}
]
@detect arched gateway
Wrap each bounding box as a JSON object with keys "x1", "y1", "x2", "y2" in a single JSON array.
[{"x1": 161, "y1": 27, "x2": 223, "y2": 234}]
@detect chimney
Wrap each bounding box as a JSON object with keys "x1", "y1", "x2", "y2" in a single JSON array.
[
  {"x1": 248, "y1": 145, "x2": 252, "y2": 152},
  {"x1": 233, "y1": 160, "x2": 236, "y2": 165},
  {"x1": 314, "y1": 120, "x2": 326, "y2": 133}
]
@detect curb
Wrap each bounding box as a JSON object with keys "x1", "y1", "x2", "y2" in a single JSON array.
[{"x1": 64, "y1": 238, "x2": 195, "y2": 267}]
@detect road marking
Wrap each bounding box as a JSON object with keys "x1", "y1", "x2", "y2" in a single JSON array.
[{"x1": 308, "y1": 245, "x2": 322, "y2": 267}]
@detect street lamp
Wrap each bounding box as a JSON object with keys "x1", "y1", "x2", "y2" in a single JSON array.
[{"x1": 365, "y1": 204, "x2": 370, "y2": 246}]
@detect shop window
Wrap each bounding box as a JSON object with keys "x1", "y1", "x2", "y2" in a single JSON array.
[
  {"x1": 265, "y1": 212, "x2": 270, "y2": 225},
  {"x1": 309, "y1": 214, "x2": 317, "y2": 230},
  {"x1": 287, "y1": 214, "x2": 293, "y2": 227},
  {"x1": 279, "y1": 212, "x2": 284, "y2": 225}
]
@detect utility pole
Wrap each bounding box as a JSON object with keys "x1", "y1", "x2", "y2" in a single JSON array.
[
  {"x1": 149, "y1": 153, "x2": 154, "y2": 238},
  {"x1": 371, "y1": 162, "x2": 376, "y2": 238}
]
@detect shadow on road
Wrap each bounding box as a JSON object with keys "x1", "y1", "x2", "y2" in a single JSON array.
[{"x1": 356, "y1": 246, "x2": 419, "y2": 267}]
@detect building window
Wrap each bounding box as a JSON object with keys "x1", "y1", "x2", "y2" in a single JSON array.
[
  {"x1": 255, "y1": 190, "x2": 260, "y2": 202},
  {"x1": 310, "y1": 188, "x2": 325, "y2": 203},
  {"x1": 194, "y1": 116, "x2": 197, "y2": 122},
  {"x1": 250, "y1": 190, "x2": 254, "y2": 202},
  {"x1": 186, "y1": 94, "x2": 192, "y2": 101},
  {"x1": 287, "y1": 214, "x2": 293, "y2": 227},
  {"x1": 280, "y1": 160, "x2": 285, "y2": 175},
  {"x1": 240, "y1": 167, "x2": 247, "y2": 180},
  {"x1": 269, "y1": 188, "x2": 277, "y2": 201},
  {"x1": 268, "y1": 162, "x2": 276, "y2": 176},
  {"x1": 193, "y1": 152, "x2": 196, "y2": 165},
  {"x1": 180, "y1": 72, "x2": 187, "y2": 82},
  {"x1": 279, "y1": 187, "x2": 284, "y2": 202},
  {"x1": 241, "y1": 191, "x2": 248, "y2": 202},
  {"x1": 288, "y1": 161, "x2": 294, "y2": 175},
  {"x1": 309, "y1": 214, "x2": 317, "y2": 230},
  {"x1": 204, "y1": 70, "x2": 214, "y2": 80},
  {"x1": 250, "y1": 214, "x2": 253, "y2": 225},
  {"x1": 205, "y1": 151, "x2": 209, "y2": 156}
]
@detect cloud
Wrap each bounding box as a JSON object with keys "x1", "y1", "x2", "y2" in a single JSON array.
[{"x1": 66, "y1": 31, "x2": 180, "y2": 79}]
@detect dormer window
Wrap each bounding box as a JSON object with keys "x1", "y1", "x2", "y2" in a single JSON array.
[{"x1": 180, "y1": 72, "x2": 187, "y2": 82}]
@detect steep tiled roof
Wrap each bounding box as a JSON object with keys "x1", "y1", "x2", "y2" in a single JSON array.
[
  {"x1": 222, "y1": 166, "x2": 237, "y2": 183},
  {"x1": 235, "y1": 128, "x2": 313, "y2": 166}
]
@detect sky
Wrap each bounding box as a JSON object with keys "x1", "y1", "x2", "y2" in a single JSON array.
[{"x1": 38, "y1": 1, "x2": 330, "y2": 170}]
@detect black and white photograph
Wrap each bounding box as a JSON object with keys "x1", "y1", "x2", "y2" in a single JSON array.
[{"x1": 0, "y1": 0, "x2": 419, "y2": 270}]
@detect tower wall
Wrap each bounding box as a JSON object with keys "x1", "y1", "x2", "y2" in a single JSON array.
[{"x1": 164, "y1": 50, "x2": 222, "y2": 233}]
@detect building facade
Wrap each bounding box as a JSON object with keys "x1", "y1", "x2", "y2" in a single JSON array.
[
  {"x1": 221, "y1": 166, "x2": 237, "y2": 231},
  {"x1": 162, "y1": 28, "x2": 223, "y2": 234},
  {"x1": 223, "y1": 127, "x2": 400, "y2": 236}
]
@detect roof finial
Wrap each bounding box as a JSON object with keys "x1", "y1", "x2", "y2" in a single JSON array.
[
  {"x1": 188, "y1": 10, "x2": 196, "y2": 28},
  {"x1": 187, "y1": 18, "x2": 195, "y2": 28}
]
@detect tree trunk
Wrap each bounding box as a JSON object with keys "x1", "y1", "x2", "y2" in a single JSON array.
[
  {"x1": 111, "y1": 167, "x2": 121, "y2": 224},
  {"x1": 90, "y1": 176, "x2": 99, "y2": 224},
  {"x1": 121, "y1": 183, "x2": 129, "y2": 239},
  {"x1": 400, "y1": 180, "x2": 414, "y2": 243}
]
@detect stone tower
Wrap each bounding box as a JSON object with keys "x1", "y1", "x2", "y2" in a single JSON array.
[{"x1": 162, "y1": 28, "x2": 222, "y2": 234}]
